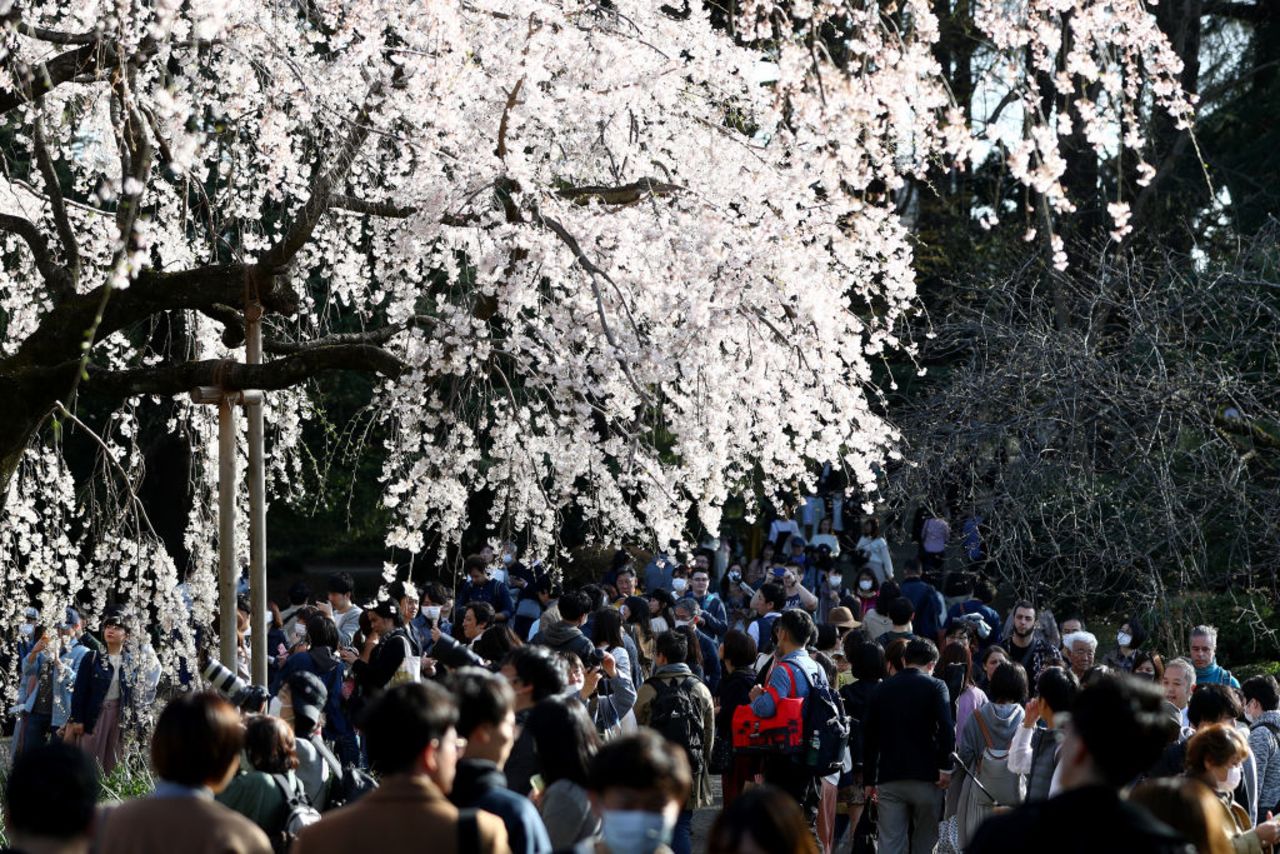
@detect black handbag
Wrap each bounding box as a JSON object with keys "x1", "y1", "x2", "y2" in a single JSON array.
[
  {"x1": 851, "y1": 800, "x2": 878, "y2": 854},
  {"x1": 708, "y1": 731, "x2": 733, "y2": 775}
]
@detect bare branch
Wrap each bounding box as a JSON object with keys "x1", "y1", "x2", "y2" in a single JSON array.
[
  {"x1": 330, "y1": 194, "x2": 417, "y2": 218},
  {"x1": 16, "y1": 263, "x2": 297, "y2": 368},
  {"x1": 265, "y1": 314, "x2": 437, "y2": 354},
  {"x1": 556, "y1": 177, "x2": 682, "y2": 206},
  {"x1": 496, "y1": 76, "x2": 525, "y2": 160},
  {"x1": 31, "y1": 113, "x2": 80, "y2": 289}
]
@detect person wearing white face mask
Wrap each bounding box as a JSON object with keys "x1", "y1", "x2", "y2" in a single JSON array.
[
  {"x1": 670, "y1": 568, "x2": 690, "y2": 598},
  {"x1": 673, "y1": 599, "x2": 721, "y2": 694},
  {"x1": 576, "y1": 730, "x2": 692, "y2": 854},
  {"x1": 1186, "y1": 723, "x2": 1280, "y2": 851},
  {"x1": 1102, "y1": 616, "x2": 1146, "y2": 672}
]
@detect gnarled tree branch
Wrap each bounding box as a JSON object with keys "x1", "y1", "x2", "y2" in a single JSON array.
[
  {"x1": 330, "y1": 194, "x2": 417, "y2": 218},
  {"x1": 0, "y1": 212, "x2": 71, "y2": 296},
  {"x1": 0, "y1": 40, "x2": 104, "y2": 114},
  {"x1": 556, "y1": 177, "x2": 682, "y2": 206},
  {"x1": 80, "y1": 343, "x2": 408, "y2": 398}
]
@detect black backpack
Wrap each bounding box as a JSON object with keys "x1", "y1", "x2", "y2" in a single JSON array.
[
  {"x1": 779, "y1": 662, "x2": 850, "y2": 776},
  {"x1": 268, "y1": 773, "x2": 322, "y2": 853},
  {"x1": 756, "y1": 613, "x2": 780, "y2": 655},
  {"x1": 646, "y1": 675, "x2": 706, "y2": 777},
  {"x1": 839, "y1": 681, "x2": 872, "y2": 773},
  {"x1": 311, "y1": 734, "x2": 377, "y2": 810}
]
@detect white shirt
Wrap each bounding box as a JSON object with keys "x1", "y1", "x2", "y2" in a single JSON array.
[
  {"x1": 105, "y1": 653, "x2": 122, "y2": 701},
  {"x1": 856, "y1": 536, "x2": 894, "y2": 582},
  {"x1": 811, "y1": 533, "x2": 841, "y2": 557},
  {"x1": 334, "y1": 605, "x2": 363, "y2": 648},
  {"x1": 748, "y1": 612, "x2": 781, "y2": 646},
  {"x1": 768, "y1": 519, "x2": 801, "y2": 545}
]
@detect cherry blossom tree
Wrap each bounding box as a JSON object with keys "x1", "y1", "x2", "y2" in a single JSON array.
[{"x1": 0, "y1": 0, "x2": 1191, "y2": 678}]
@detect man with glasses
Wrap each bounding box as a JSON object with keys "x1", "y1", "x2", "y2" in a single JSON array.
[
  {"x1": 686, "y1": 560, "x2": 728, "y2": 640},
  {"x1": 294, "y1": 681, "x2": 509, "y2": 854}
]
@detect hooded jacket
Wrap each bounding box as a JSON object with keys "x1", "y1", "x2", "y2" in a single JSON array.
[
  {"x1": 451, "y1": 758, "x2": 552, "y2": 854},
  {"x1": 530, "y1": 620, "x2": 596, "y2": 664},
  {"x1": 275, "y1": 646, "x2": 351, "y2": 737}
]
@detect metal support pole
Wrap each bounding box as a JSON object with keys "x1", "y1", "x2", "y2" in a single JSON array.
[
  {"x1": 245, "y1": 301, "x2": 268, "y2": 686},
  {"x1": 218, "y1": 395, "x2": 239, "y2": 672}
]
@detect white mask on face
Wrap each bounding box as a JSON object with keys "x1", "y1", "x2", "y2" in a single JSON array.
[
  {"x1": 569, "y1": 678, "x2": 586, "y2": 695},
  {"x1": 424, "y1": 606, "x2": 442, "y2": 621},
  {"x1": 830, "y1": 574, "x2": 843, "y2": 588},
  {"x1": 858, "y1": 579, "x2": 874, "y2": 592},
  {"x1": 674, "y1": 619, "x2": 691, "y2": 628},
  {"x1": 600, "y1": 809, "x2": 675, "y2": 854},
  {"x1": 672, "y1": 578, "x2": 688, "y2": 593},
  {"x1": 1117, "y1": 632, "x2": 1133, "y2": 648},
  {"x1": 1219, "y1": 764, "x2": 1243, "y2": 793}
]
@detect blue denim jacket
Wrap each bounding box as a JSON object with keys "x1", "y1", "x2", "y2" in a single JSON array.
[
  {"x1": 18, "y1": 640, "x2": 89, "y2": 727},
  {"x1": 68, "y1": 645, "x2": 160, "y2": 733}
]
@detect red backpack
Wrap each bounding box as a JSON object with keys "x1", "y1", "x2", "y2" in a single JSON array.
[{"x1": 731, "y1": 662, "x2": 804, "y2": 752}]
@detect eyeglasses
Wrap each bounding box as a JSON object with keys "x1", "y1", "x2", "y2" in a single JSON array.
[{"x1": 433, "y1": 736, "x2": 468, "y2": 752}]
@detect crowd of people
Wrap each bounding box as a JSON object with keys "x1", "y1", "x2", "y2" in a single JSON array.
[{"x1": 4, "y1": 518, "x2": 1278, "y2": 854}]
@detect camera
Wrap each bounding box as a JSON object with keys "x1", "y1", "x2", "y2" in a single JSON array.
[
  {"x1": 202, "y1": 659, "x2": 270, "y2": 713},
  {"x1": 582, "y1": 646, "x2": 606, "y2": 670}
]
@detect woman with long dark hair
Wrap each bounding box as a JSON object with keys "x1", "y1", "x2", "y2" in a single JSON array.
[
  {"x1": 527, "y1": 696, "x2": 601, "y2": 849},
  {"x1": 717, "y1": 630, "x2": 759, "y2": 804},
  {"x1": 835, "y1": 636, "x2": 886, "y2": 843},
  {"x1": 1102, "y1": 615, "x2": 1147, "y2": 672},
  {"x1": 591, "y1": 607, "x2": 639, "y2": 733},
  {"x1": 594, "y1": 606, "x2": 641, "y2": 692},
  {"x1": 340, "y1": 600, "x2": 420, "y2": 694},
  {"x1": 940, "y1": 641, "x2": 988, "y2": 740},
  {"x1": 622, "y1": 595, "x2": 656, "y2": 677}
]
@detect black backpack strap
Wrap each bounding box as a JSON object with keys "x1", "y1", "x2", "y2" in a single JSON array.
[
  {"x1": 311, "y1": 734, "x2": 343, "y2": 778},
  {"x1": 1251, "y1": 720, "x2": 1280, "y2": 746},
  {"x1": 457, "y1": 807, "x2": 480, "y2": 854}
]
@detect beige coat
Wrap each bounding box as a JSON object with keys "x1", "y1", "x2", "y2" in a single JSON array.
[
  {"x1": 633, "y1": 664, "x2": 716, "y2": 809},
  {"x1": 292, "y1": 774, "x2": 509, "y2": 854},
  {"x1": 97, "y1": 794, "x2": 272, "y2": 854}
]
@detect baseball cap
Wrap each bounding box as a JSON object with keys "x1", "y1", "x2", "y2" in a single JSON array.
[
  {"x1": 285, "y1": 671, "x2": 327, "y2": 725},
  {"x1": 60, "y1": 607, "x2": 81, "y2": 630}
]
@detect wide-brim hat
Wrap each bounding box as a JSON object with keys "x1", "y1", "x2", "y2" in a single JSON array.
[{"x1": 828, "y1": 606, "x2": 861, "y2": 630}]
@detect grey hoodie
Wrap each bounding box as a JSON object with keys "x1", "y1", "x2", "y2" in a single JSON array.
[
  {"x1": 531, "y1": 620, "x2": 596, "y2": 663},
  {"x1": 958, "y1": 701, "x2": 1026, "y2": 769}
]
